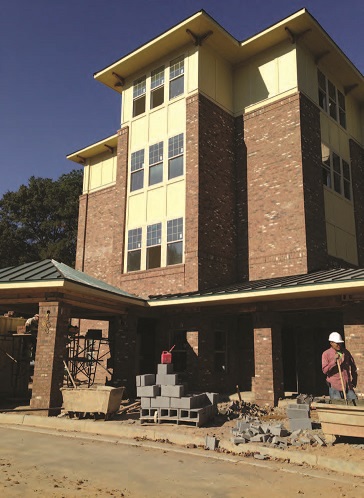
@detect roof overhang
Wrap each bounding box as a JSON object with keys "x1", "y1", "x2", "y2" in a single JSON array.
[
  {"x1": 148, "y1": 278, "x2": 364, "y2": 309},
  {"x1": 67, "y1": 134, "x2": 118, "y2": 164},
  {"x1": 94, "y1": 9, "x2": 363, "y2": 102}
]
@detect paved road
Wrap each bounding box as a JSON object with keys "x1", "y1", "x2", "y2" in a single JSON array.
[{"x1": 0, "y1": 425, "x2": 363, "y2": 497}]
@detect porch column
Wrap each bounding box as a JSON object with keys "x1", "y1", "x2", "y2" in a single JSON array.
[
  {"x1": 253, "y1": 312, "x2": 284, "y2": 406},
  {"x1": 344, "y1": 307, "x2": 364, "y2": 394},
  {"x1": 109, "y1": 314, "x2": 138, "y2": 397},
  {"x1": 31, "y1": 301, "x2": 71, "y2": 415}
]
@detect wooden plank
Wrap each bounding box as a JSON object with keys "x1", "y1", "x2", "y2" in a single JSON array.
[{"x1": 321, "y1": 422, "x2": 364, "y2": 438}]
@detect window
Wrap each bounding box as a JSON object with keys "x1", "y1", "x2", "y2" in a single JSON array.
[
  {"x1": 318, "y1": 70, "x2": 327, "y2": 112},
  {"x1": 169, "y1": 56, "x2": 184, "y2": 99},
  {"x1": 133, "y1": 76, "x2": 146, "y2": 117},
  {"x1": 214, "y1": 330, "x2": 227, "y2": 373},
  {"x1": 127, "y1": 228, "x2": 142, "y2": 271},
  {"x1": 168, "y1": 133, "x2": 184, "y2": 180},
  {"x1": 317, "y1": 70, "x2": 346, "y2": 128},
  {"x1": 150, "y1": 66, "x2": 164, "y2": 109},
  {"x1": 167, "y1": 218, "x2": 183, "y2": 265},
  {"x1": 146, "y1": 223, "x2": 161, "y2": 269},
  {"x1": 130, "y1": 149, "x2": 144, "y2": 191},
  {"x1": 149, "y1": 142, "x2": 163, "y2": 186},
  {"x1": 321, "y1": 143, "x2": 352, "y2": 200}
]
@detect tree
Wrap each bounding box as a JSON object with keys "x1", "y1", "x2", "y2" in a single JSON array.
[{"x1": 0, "y1": 169, "x2": 83, "y2": 268}]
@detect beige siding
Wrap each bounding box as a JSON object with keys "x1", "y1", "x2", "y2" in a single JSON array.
[
  {"x1": 83, "y1": 151, "x2": 117, "y2": 194},
  {"x1": 234, "y1": 41, "x2": 297, "y2": 113},
  {"x1": 199, "y1": 45, "x2": 233, "y2": 111}
]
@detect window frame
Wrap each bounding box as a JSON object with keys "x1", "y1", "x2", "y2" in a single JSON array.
[
  {"x1": 317, "y1": 70, "x2": 346, "y2": 129},
  {"x1": 169, "y1": 56, "x2": 184, "y2": 100},
  {"x1": 148, "y1": 141, "x2": 164, "y2": 186},
  {"x1": 321, "y1": 143, "x2": 352, "y2": 201},
  {"x1": 167, "y1": 217, "x2": 183, "y2": 266},
  {"x1": 127, "y1": 227, "x2": 142, "y2": 272},
  {"x1": 150, "y1": 65, "x2": 165, "y2": 109},
  {"x1": 168, "y1": 133, "x2": 184, "y2": 180},
  {"x1": 130, "y1": 149, "x2": 145, "y2": 192},
  {"x1": 132, "y1": 75, "x2": 146, "y2": 117},
  {"x1": 146, "y1": 222, "x2": 162, "y2": 269}
]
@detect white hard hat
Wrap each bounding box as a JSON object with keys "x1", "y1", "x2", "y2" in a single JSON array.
[{"x1": 328, "y1": 332, "x2": 344, "y2": 343}]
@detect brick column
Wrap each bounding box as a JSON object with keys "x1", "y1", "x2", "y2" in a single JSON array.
[
  {"x1": 343, "y1": 307, "x2": 364, "y2": 395},
  {"x1": 31, "y1": 301, "x2": 71, "y2": 415},
  {"x1": 109, "y1": 314, "x2": 138, "y2": 398},
  {"x1": 253, "y1": 313, "x2": 284, "y2": 406}
]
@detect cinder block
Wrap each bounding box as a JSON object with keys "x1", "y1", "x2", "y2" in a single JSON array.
[
  {"x1": 250, "y1": 434, "x2": 264, "y2": 442},
  {"x1": 138, "y1": 374, "x2": 156, "y2": 386},
  {"x1": 289, "y1": 418, "x2": 312, "y2": 431},
  {"x1": 270, "y1": 426, "x2": 289, "y2": 437},
  {"x1": 136, "y1": 376, "x2": 141, "y2": 387},
  {"x1": 232, "y1": 437, "x2": 248, "y2": 445},
  {"x1": 151, "y1": 396, "x2": 170, "y2": 408},
  {"x1": 136, "y1": 385, "x2": 161, "y2": 398},
  {"x1": 287, "y1": 408, "x2": 310, "y2": 419},
  {"x1": 156, "y1": 373, "x2": 179, "y2": 385},
  {"x1": 236, "y1": 421, "x2": 251, "y2": 432},
  {"x1": 205, "y1": 392, "x2": 218, "y2": 406},
  {"x1": 170, "y1": 394, "x2": 208, "y2": 409},
  {"x1": 288, "y1": 403, "x2": 310, "y2": 411},
  {"x1": 141, "y1": 397, "x2": 151, "y2": 408},
  {"x1": 157, "y1": 363, "x2": 174, "y2": 375},
  {"x1": 161, "y1": 384, "x2": 184, "y2": 398},
  {"x1": 205, "y1": 435, "x2": 218, "y2": 450}
]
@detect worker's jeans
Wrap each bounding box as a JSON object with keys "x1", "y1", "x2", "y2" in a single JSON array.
[{"x1": 329, "y1": 386, "x2": 357, "y2": 401}]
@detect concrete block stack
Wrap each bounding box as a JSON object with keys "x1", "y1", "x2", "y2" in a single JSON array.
[
  {"x1": 136, "y1": 363, "x2": 218, "y2": 427},
  {"x1": 286, "y1": 403, "x2": 312, "y2": 431}
]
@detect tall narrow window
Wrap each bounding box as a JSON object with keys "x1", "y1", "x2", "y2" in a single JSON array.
[
  {"x1": 150, "y1": 66, "x2": 164, "y2": 109},
  {"x1": 130, "y1": 149, "x2": 144, "y2": 191},
  {"x1": 149, "y1": 142, "x2": 163, "y2": 186},
  {"x1": 321, "y1": 144, "x2": 331, "y2": 188},
  {"x1": 146, "y1": 223, "x2": 161, "y2": 269},
  {"x1": 342, "y1": 160, "x2": 351, "y2": 200},
  {"x1": 133, "y1": 76, "x2": 146, "y2": 117},
  {"x1": 318, "y1": 70, "x2": 327, "y2": 112},
  {"x1": 328, "y1": 80, "x2": 337, "y2": 120},
  {"x1": 168, "y1": 133, "x2": 184, "y2": 180},
  {"x1": 169, "y1": 56, "x2": 184, "y2": 99},
  {"x1": 167, "y1": 218, "x2": 183, "y2": 265},
  {"x1": 338, "y1": 90, "x2": 346, "y2": 129},
  {"x1": 127, "y1": 228, "x2": 142, "y2": 272},
  {"x1": 332, "y1": 152, "x2": 341, "y2": 194}
]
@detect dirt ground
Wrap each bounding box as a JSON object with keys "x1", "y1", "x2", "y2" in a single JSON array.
[{"x1": 112, "y1": 401, "x2": 364, "y2": 468}]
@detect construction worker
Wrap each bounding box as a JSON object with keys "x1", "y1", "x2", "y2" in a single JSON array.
[{"x1": 322, "y1": 332, "x2": 358, "y2": 404}]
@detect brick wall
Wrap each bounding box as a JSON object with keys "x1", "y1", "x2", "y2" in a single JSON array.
[
  {"x1": 197, "y1": 94, "x2": 240, "y2": 288},
  {"x1": 300, "y1": 93, "x2": 328, "y2": 272},
  {"x1": 350, "y1": 139, "x2": 364, "y2": 266},
  {"x1": 344, "y1": 306, "x2": 364, "y2": 395},
  {"x1": 245, "y1": 93, "x2": 308, "y2": 280}
]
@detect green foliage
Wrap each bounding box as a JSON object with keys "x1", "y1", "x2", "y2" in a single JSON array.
[{"x1": 0, "y1": 169, "x2": 83, "y2": 268}]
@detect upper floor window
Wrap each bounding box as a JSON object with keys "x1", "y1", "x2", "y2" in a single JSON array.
[
  {"x1": 149, "y1": 142, "x2": 163, "y2": 186},
  {"x1": 130, "y1": 149, "x2": 144, "y2": 192},
  {"x1": 169, "y1": 56, "x2": 184, "y2": 99},
  {"x1": 321, "y1": 143, "x2": 352, "y2": 200},
  {"x1": 168, "y1": 133, "x2": 184, "y2": 180},
  {"x1": 167, "y1": 217, "x2": 183, "y2": 265},
  {"x1": 146, "y1": 223, "x2": 162, "y2": 269},
  {"x1": 127, "y1": 228, "x2": 142, "y2": 271},
  {"x1": 317, "y1": 70, "x2": 346, "y2": 129},
  {"x1": 150, "y1": 66, "x2": 164, "y2": 109},
  {"x1": 133, "y1": 76, "x2": 146, "y2": 117}
]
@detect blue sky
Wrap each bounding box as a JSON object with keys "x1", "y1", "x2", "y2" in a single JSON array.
[{"x1": 1, "y1": 0, "x2": 363, "y2": 196}]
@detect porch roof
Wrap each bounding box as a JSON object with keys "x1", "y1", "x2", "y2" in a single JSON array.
[
  {"x1": 0, "y1": 259, "x2": 146, "y2": 318},
  {"x1": 148, "y1": 268, "x2": 364, "y2": 307}
]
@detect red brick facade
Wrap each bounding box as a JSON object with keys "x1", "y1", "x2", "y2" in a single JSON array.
[{"x1": 73, "y1": 91, "x2": 364, "y2": 405}]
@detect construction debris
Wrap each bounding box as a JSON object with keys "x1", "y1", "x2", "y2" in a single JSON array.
[
  {"x1": 218, "y1": 400, "x2": 270, "y2": 419},
  {"x1": 231, "y1": 416, "x2": 328, "y2": 449}
]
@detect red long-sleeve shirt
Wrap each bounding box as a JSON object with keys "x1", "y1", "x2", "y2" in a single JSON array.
[{"x1": 322, "y1": 347, "x2": 357, "y2": 391}]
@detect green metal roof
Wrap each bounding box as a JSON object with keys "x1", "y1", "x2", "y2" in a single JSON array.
[{"x1": 0, "y1": 259, "x2": 145, "y2": 303}]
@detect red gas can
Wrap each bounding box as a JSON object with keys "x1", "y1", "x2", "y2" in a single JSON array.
[{"x1": 161, "y1": 345, "x2": 175, "y2": 364}]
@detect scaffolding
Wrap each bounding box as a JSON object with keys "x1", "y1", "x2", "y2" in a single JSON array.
[{"x1": 66, "y1": 331, "x2": 111, "y2": 387}]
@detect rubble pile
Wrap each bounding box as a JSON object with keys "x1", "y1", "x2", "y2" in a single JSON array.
[
  {"x1": 231, "y1": 417, "x2": 327, "y2": 448},
  {"x1": 218, "y1": 400, "x2": 270, "y2": 419}
]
